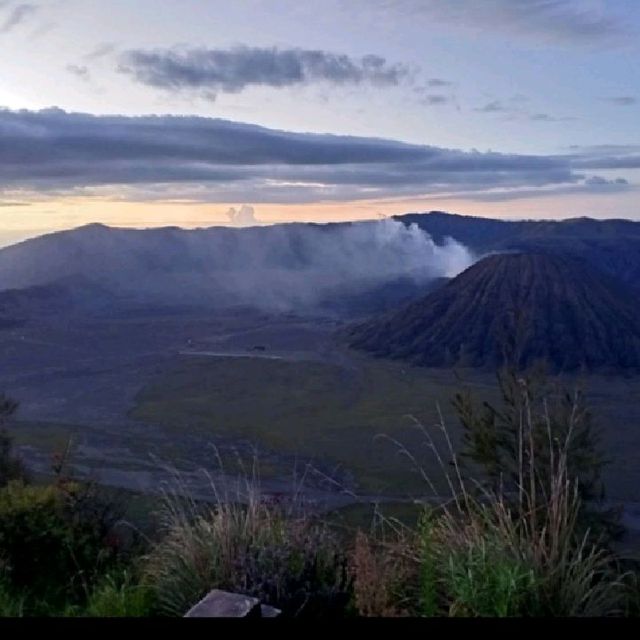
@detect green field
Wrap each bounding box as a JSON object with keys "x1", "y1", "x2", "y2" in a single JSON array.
[
  {"x1": 130, "y1": 354, "x2": 507, "y2": 494},
  {"x1": 12, "y1": 349, "x2": 640, "y2": 501},
  {"x1": 131, "y1": 352, "x2": 640, "y2": 500},
  {"x1": 9, "y1": 421, "x2": 82, "y2": 452}
]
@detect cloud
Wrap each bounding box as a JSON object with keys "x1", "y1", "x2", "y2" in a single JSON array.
[
  {"x1": 414, "y1": 84, "x2": 455, "y2": 106},
  {"x1": 0, "y1": 2, "x2": 37, "y2": 33},
  {"x1": 474, "y1": 101, "x2": 575, "y2": 122},
  {"x1": 66, "y1": 64, "x2": 91, "y2": 82},
  {"x1": 421, "y1": 94, "x2": 449, "y2": 105},
  {"x1": 0, "y1": 108, "x2": 585, "y2": 204},
  {"x1": 604, "y1": 96, "x2": 637, "y2": 106},
  {"x1": 84, "y1": 42, "x2": 117, "y2": 61},
  {"x1": 528, "y1": 113, "x2": 576, "y2": 122},
  {"x1": 0, "y1": 200, "x2": 29, "y2": 207},
  {"x1": 426, "y1": 78, "x2": 453, "y2": 87},
  {"x1": 119, "y1": 46, "x2": 411, "y2": 96},
  {"x1": 375, "y1": 0, "x2": 629, "y2": 47},
  {"x1": 474, "y1": 100, "x2": 508, "y2": 113},
  {"x1": 451, "y1": 177, "x2": 632, "y2": 203},
  {"x1": 570, "y1": 146, "x2": 640, "y2": 170},
  {"x1": 226, "y1": 204, "x2": 259, "y2": 227},
  {"x1": 584, "y1": 175, "x2": 628, "y2": 186}
]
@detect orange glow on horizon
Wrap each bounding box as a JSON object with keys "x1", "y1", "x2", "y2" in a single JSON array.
[{"x1": 1, "y1": 190, "x2": 638, "y2": 241}]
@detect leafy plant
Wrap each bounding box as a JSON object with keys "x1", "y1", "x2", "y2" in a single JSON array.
[
  {"x1": 69, "y1": 569, "x2": 154, "y2": 617},
  {"x1": 444, "y1": 539, "x2": 537, "y2": 617},
  {"x1": 0, "y1": 480, "x2": 127, "y2": 610},
  {"x1": 0, "y1": 394, "x2": 26, "y2": 488},
  {"x1": 144, "y1": 479, "x2": 353, "y2": 618},
  {"x1": 453, "y1": 366, "x2": 620, "y2": 542}
]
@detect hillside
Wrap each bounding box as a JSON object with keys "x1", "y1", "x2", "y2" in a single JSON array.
[
  {"x1": 348, "y1": 252, "x2": 640, "y2": 372},
  {"x1": 396, "y1": 212, "x2": 640, "y2": 291},
  {"x1": 0, "y1": 219, "x2": 471, "y2": 317},
  {"x1": 2, "y1": 212, "x2": 640, "y2": 320}
]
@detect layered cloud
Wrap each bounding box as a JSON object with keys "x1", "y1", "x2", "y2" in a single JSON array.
[
  {"x1": 119, "y1": 46, "x2": 410, "y2": 96},
  {"x1": 604, "y1": 96, "x2": 637, "y2": 106},
  {"x1": 374, "y1": 0, "x2": 630, "y2": 47},
  {"x1": 0, "y1": 2, "x2": 37, "y2": 34},
  {"x1": 0, "y1": 107, "x2": 632, "y2": 205},
  {"x1": 570, "y1": 145, "x2": 640, "y2": 170}
]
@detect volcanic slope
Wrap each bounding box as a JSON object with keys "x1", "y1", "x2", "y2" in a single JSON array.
[{"x1": 348, "y1": 252, "x2": 640, "y2": 372}]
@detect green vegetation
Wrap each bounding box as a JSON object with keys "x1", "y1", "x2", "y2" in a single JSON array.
[
  {"x1": 349, "y1": 368, "x2": 629, "y2": 617},
  {"x1": 129, "y1": 354, "x2": 640, "y2": 501},
  {"x1": 131, "y1": 355, "x2": 490, "y2": 493},
  {"x1": 0, "y1": 394, "x2": 27, "y2": 487},
  {"x1": 1, "y1": 367, "x2": 640, "y2": 617},
  {"x1": 454, "y1": 366, "x2": 620, "y2": 542},
  {"x1": 66, "y1": 570, "x2": 154, "y2": 618},
  {"x1": 145, "y1": 487, "x2": 352, "y2": 618}
]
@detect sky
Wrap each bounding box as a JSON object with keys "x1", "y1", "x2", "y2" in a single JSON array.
[{"x1": 0, "y1": 0, "x2": 639, "y2": 243}]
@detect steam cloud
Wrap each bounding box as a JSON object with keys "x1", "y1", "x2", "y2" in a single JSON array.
[
  {"x1": 0, "y1": 219, "x2": 475, "y2": 315},
  {"x1": 226, "y1": 204, "x2": 259, "y2": 227},
  {"x1": 210, "y1": 219, "x2": 473, "y2": 311}
]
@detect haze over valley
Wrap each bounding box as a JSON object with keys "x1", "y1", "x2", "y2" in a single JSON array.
[{"x1": 2, "y1": 212, "x2": 640, "y2": 516}]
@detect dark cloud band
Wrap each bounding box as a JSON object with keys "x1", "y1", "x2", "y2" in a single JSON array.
[
  {"x1": 377, "y1": 0, "x2": 628, "y2": 46},
  {"x1": 119, "y1": 46, "x2": 410, "y2": 95},
  {"x1": 0, "y1": 107, "x2": 628, "y2": 203}
]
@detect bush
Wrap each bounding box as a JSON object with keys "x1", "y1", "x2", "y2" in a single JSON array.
[
  {"x1": 351, "y1": 530, "x2": 414, "y2": 617},
  {"x1": 0, "y1": 394, "x2": 27, "y2": 488},
  {"x1": 443, "y1": 537, "x2": 538, "y2": 617},
  {"x1": 453, "y1": 367, "x2": 620, "y2": 542},
  {"x1": 0, "y1": 480, "x2": 127, "y2": 610},
  {"x1": 420, "y1": 493, "x2": 624, "y2": 617},
  {"x1": 145, "y1": 485, "x2": 353, "y2": 618},
  {"x1": 66, "y1": 569, "x2": 154, "y2": 617},
  {"x1": 349, "y1": 368, "x2": 630, "y2": 618},
  {"x1": 0, "y1": 569, "x2": 24, "y2": 617},
  {"x1": 412, "y1": 379, "x2": 626, "y2": 617}
]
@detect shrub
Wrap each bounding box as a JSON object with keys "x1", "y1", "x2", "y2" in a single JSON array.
[
  {"x1": 0, "y1": 394, "x2": 27, "y2": 488},
  {"x1": 0, "y1": 568, "x2": 24, "y2": 617},
  {"x1": 145, "y1": 484, "x2": 353, "y2": 618},
  {"x1": 351, "y1": 530, "x2": 417, "y2": 617},
  {"x1": 422, "y1": 490, "x2": 624, "y2": 617},
  {"x1": 67, "y1": 569, "x2": 154, "y2": 617},
  {"x1": 409, "y1": 377, "x2": 627, "y2": 617},
  {"x1": 453, "y1": 367, "x2": 620, "y2": 542},
  {"x1": 0, "y1": 480, "x2": 127, "y2": 610},
  {"x1": 443, "y1": 537, "x2": 538, "y2": 617}
]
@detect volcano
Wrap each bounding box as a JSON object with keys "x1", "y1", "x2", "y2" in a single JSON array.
[{"x1": 348, "y1": 252, "x2": 640, "y2": 372}]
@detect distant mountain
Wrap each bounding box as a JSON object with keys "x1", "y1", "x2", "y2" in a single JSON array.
[
  {"x1": 396, "y1": 212, "x2": 640, "y2": 291},
  {"x1": 0, "y1": 220, "x2": 471, "y2": 317},
  {"x1": 348, "y1": 253, "x2": 640, "y2": 372},
  {"x1": 2, "y1": 212, "x2": 640, "y2": 322},
  {"x1": 0, "y1": 277, "x2": 119, "y2": 328},
  {"x1": 316, "y1": 276, "x2": 449, "y2": 318}
]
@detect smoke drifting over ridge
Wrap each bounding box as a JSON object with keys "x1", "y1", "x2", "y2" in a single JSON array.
[
  {"x1": 212, "y1": 218, "x2": 473, "y2": 311},
  {"x1": 0, "y1": 218, "x2": 474, "y2": 315}
]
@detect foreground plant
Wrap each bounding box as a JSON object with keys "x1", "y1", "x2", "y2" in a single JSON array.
[
  {"x1": 352, "y1": 367, "x2": 630, "y2": 617},
  {"x1": 427, "y1": 371, "x2": 625, "y2": 616},
  {"x1": 144, "y1": 472, "x2": 353, "y2": 617}
]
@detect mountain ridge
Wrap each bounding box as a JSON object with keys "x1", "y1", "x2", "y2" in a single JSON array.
[{"x1": 348, "y1": 251, "x2": 640, "y2": 373}]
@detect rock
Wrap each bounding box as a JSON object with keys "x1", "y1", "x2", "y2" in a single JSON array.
[
  {"x1": 185, "y1": 590, "x2": 281, "y2": 618},
  {"x1": 260, "y1": 604, "x2": 282, "y2": 618}
]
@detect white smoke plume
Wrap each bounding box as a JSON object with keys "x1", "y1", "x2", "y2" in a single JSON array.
[
  {"x1": 212, "y1": 219, "x2": 473, "y2": 310},
  {"x1": 0, "y1": 218, "x2": 475, "y2": 315},
  {"x1": 226, "y1": 204, "x2": 258, "y2": 226}
]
